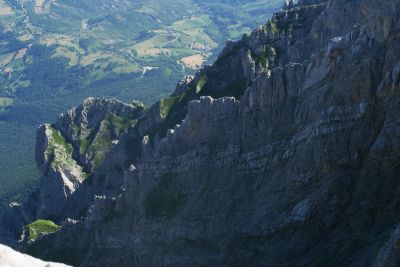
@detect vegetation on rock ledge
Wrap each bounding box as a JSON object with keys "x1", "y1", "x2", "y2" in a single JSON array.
[{"x1": 24, "y1": 219, "x2": 62, "y2": 242}]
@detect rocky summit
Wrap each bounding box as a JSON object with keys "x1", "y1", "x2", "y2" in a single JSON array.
[{"x1": 2, "y1": 0, "x2": 400, "y2": 266}]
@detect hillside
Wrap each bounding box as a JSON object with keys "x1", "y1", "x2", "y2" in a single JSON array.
[{"x1": 0, "y1": 0, "x2": 281, "y2": 211}]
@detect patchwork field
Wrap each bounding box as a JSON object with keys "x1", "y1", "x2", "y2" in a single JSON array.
[
  {"x1": 134, "y1": 15, "x2": 218, "y2": 59},
  {"x1": 34, "y1": 0, "x2": 53, "y2": 14},
  {"x1": 181, "y1": 54, "x2": 205, "y2": 69},
  {"x1": 14, "y1": 48, "x2": 27, "y2": 60},
  {"x1": 0, "y1": 6, "x2": 12, "y2": 15},
  {"x1": 0, "y1": 0, "x2": 13, "y2": 16},
  {"x1": 0, "y1": 53, "x2": 15, "y2": 67},
  {"x1": 0, "y1": 97, "x2": 13, "y2": 110}
]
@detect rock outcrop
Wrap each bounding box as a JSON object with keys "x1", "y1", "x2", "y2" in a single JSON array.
[
  {"x1": 3, "y1": 0, "x2": 400, "y2": 266},
  {"x1": 34, "y1": 97, "x2": 145, "y2": 219},
  {"x1": 33, "y1": 98, "x2": 145, "y2": 220},
  {"x1": 0, "y1": 98, "x2": 145, "y2": 246}
]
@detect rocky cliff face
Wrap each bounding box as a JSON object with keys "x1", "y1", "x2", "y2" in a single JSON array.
[
  {"x1": 34, "y1": 97, "x2": 145, "y2": 219},
  {"x1": 4, "y1": 0, "x2": 400, "y2": 266},
  {"x1": 0, "y1": 98, "x2": 144, "y2": 245}
]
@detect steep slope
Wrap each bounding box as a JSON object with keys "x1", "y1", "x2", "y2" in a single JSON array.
[
  {"x1": 0, "y1": 98, "x2": 144, "y2": 245},
  {"x1": 6, "y1": 0, "x2": 400, "y2": 266},
  {"x1": 0, "y1": 0, "x2": 282, "y2": 213},
  {"x1": 34, "y1": 98, "x2": 145, "y2": 219}
]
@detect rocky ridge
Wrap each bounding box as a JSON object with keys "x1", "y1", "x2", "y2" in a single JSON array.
[
  {"x1": 2, "y1": 0, "x2": 400, "y2": 266},
  {"x1": 0, "y1": 98, "x2": 145, "y2": 244}
]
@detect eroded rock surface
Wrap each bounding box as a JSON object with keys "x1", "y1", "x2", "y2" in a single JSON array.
[{"x1": 3, "y1": 0, "x2": 400, "y2": 266}]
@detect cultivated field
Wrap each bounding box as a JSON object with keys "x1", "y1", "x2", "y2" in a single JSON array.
[
  {"x1": 0, "y1": 53, "x2": 15, "y2": 67},
  {"x1": 181, "y1": 54, "x2": 205, "y2": 69},
  {"x1": 134, "y1": 14, "x2": 218, "y2": 71},
  {"x1": 15, "y1": 48, "x2": 27, "y2": 60},
  {"x1": 0, "y1": 0, "x2": 13, "y2": 16},
  {"x1": 34, "y1": 0, "x2": 53, "y2": 14},
  {"x1": 0, "y1": 97, "x2": 14, "y2": 111}
]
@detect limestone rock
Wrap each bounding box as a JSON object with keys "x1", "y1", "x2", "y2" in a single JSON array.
[
  {"x1": 6, "y1": 0, "x2": 400, "y2": 266},
  {"x1": 0, "y1": 244, "x2": 71, "y2": 267}
]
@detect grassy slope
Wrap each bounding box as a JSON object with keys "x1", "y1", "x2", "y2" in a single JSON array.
[{"x1": 24, "y1": 219, "x2": 62, "y2": 241}]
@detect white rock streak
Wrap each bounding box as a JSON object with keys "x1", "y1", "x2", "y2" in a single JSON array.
[{"x1": 0, "y1": 244, "x2": 72, "y2": 267}]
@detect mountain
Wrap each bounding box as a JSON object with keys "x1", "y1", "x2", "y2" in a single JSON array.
[
  {"x1": 0, "y1": 0, "x2": 281, "y2": 212},
  {"x1": 2, "y1": 0, "x2": 400, "y2": 266}
]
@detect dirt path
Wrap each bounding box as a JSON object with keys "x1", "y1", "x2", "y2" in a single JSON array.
[{"x1": 159, "y1": 33, "x2": 180, "y2": 56}]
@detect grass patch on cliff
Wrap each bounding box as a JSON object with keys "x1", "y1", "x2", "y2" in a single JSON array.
[
  {"x1": 24, "y1": 219, "x2": 62, "y2": 242},
  {"x1": 196, "y1": 74, "x2": 208, "y2": 93},
  {"x1": 261, "y1": 19, "x2": 279, "y2": 34},
  {"x1": 49, "y1": 126, "x2": 72, "y2": 154},
  {"x1": 108, "y1": 114, "x2": 128, "y2": 134},
  {"x1": 46, "y1": 126, "x2": 74, "y2": 168},
  {"x1": 91, "y1": 133, "x2": 112, "y2": 168},
  {"x1": 78, "y1": 110, "x2": 143, "y2": 168},
  {"x1": 46, "y1": 126, "x2": 88, "y2": 179},
  {"x1": 159, "y1": 74, "x2": 208, "y2": 122},
  {"x1": 254, "y1": 44, "x2": 276, "y2": 67},
  {"x1": 144, "y1": 173, "x2": 187, "y2": 219},
  {"x1": 105, "y1": 112, "x2": 138, "y2": 135},
  {"x1": 159, "y1": 96, "x2": 180, "y2": 119}
]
